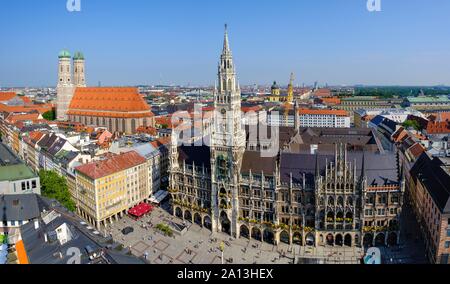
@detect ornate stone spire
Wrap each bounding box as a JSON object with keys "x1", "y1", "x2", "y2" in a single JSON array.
[{"x1": 223, "y1": 24, "x2": 230, "y2": 54}]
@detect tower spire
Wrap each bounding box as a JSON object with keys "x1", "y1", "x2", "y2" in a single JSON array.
[{"x1": 223, "y1": 24, "x2": 230, "y2": 53}]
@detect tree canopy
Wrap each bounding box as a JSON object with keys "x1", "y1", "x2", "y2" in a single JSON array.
[
  {"x1": 43, "y1": 110, "x2": 56, "y2": 121},
  {"x1": 402, "y1": 120, "x2": 422, "y2": 131},
  {"x1": 39, "y1": 170, "x2": 76, "y2": 212}
]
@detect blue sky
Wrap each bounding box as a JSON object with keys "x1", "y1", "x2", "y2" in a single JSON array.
[{"x1": 1, "y1": 0, "x2": 450, "y2": 87}]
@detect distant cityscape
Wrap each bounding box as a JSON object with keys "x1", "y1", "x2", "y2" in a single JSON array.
[{"x1": 1, "y1": 26, "x2": 450, "y2": 266}]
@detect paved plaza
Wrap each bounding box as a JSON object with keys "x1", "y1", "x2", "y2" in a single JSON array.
[
  {"x1": 108, "y1": 204, "x2": 365, "y2": 264},
  {"x1": 377, "y1": 204, "x2": 428, "y2": 264}
]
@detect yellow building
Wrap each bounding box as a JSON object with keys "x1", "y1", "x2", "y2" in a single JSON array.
[
  {"x1": 268, "y1": 81, "x2": 281, "y2": 102},
  {"x1": 287, "y1": 72, "x2": 295, "y2": 103},
  {"x1": 267, "y1": 73, "x2": 295, "y2": 103},
  {"x1": 75, "y1": 151, "x2": 149, "y2": 229}
]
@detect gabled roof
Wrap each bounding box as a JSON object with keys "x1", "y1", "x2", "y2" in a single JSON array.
[
  {"x1": 0, "y1": 164, "x2": 37, "y2": 182},
  {"x1": 241, "y1": 151, "x2": 278, "y2": 175},
  {"x1": 411, "y1": 153, "x2": 450, "y2": 213},
  {"x1": 391, "y1": 127, "x2": 408, "y2": 143},
  {"x1": 178, "y1": 144, "x2": 211, "y2": 169},
  {"x1": 0, "y1": 194, "x2": 40, "y2": 221},
  {"x1": 75, "y1": 151, "x2": 146, "y2": 180},
  {"x1": 37, "y1": 133, "x2": 58, "y2": 150},
  {"x1": 369, "y1": 115, "x2": 386, "y2": 127},
  {"x1": 27, "y1": 131, "x2": 46, "y2": 146},
  {"x1": 68, "y1": 87, "x2": 154, "y2": 118},
  {"x1": 0, "y1": 92, "x2": 17, "y2": 101},
  {"x1": 47, "y1": 138, "x2": 67, "y2": 156},
  {"x1": 131, "y1": 143, "x2": 157, "y2": 160},
  {"x1": 406, "y1": 143, "x2": 426, "y2": 159},
  {"x1": 279, "y1": 151, "x2": 399, "y2": 188},
  {"x1": 5, "y1": 113, "x2": 41, "y2": 124}
]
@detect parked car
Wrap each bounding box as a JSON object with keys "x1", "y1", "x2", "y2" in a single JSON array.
[{"x1": 121, "y1": 227, "x2": 134, "y2": 235}]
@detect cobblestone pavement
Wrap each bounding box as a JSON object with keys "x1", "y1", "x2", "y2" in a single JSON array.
[{"x1": 108, "y1": 205, "x2": 364, "y2": 264}]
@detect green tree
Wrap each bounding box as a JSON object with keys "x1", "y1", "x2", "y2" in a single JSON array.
[
  {"x1": 39, "y1": 170, "x2": 76, "y2": 212},
  {"x1": 402, "y1": 120, "x2": 421, "y2": 131},
  {"x1": 43, "y1": 110, "x2": 56, "y2": 121}
]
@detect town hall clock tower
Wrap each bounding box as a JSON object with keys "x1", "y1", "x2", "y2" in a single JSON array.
[{"x1": 210, "y1": 25, "x2": 246, "y2": 237}]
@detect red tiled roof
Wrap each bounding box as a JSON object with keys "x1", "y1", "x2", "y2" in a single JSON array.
[
  {"x1": 75, "y1": 151, "x2": 146, "y2": 180},
  {"x1": 28, "y1": 131, "x2": 45, "y2": 144},
  {"x1": 0, "y1": 92, "x2": 17, "y2": 101},
  {"x1": 0, "y1": 104, "x2": 53, "y2": 114},
  {"x1": 155, "y1": 116, "x2": 179, "y2": 128},
  {"x1": 319, "y1": 97, "x2": 341, "y2": 105},
  {"x1": 68, "y1": 87, "x2": 154, "y2": 118},
  {"x1": 314, "y1": 89, "x2": 332, "y2": 97},
  {"x1": 428, "y1": 112, "x2": 450, "y2": 122},
  {"x1": 426, "y1": 121, "x2": 450, "y2": 134},
  {"x1": 391, "y1": 127, "x2": 409, "y2": 143},
  {"x1": 5, "y1": 113, "x2": 41, "y2": 123},
  {"x1": 150, "y1": 137, "x2": 171, "y2": 148},
  {"x1": 21, "y1": 96, "x2": 32, "y2": 104},
  {"x1": 407, "y1": 143, "x2": 426, "y2": 159},
  {"x1": 136, "y1": 126, "x2": 157, "y2": 136},
  {"x1": 241, "y1": 106, "x2": 263, "y2": 113}
]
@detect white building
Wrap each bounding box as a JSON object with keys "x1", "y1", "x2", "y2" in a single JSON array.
[
  {"x1": 109, "y1": 139, "x2": 162, "y2": 196},
  {"x1": 298, "y1": 109, "x2": 351, "y2": 128}
]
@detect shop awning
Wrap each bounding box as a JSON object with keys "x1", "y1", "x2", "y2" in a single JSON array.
[
  {"x1": 149, "y1": 190, "x2": 169, "y2": 204},
  {"x1": 128, "y1": 203, "x2": 153, "y2": 218}
]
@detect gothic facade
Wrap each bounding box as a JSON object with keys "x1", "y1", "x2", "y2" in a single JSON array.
[
  {"x1": 169, "y1": 27, "x2": 404, "y2": 248},
  {"x1": 55, "y1": 51, "x2": 154, "y2": 134}
]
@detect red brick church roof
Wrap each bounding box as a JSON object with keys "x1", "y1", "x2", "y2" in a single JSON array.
[{"x1": 68, "y1": 87, "x2": 154, "y2": 118}]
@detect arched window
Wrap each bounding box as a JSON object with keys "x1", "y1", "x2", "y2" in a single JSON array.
[
  {"x1": 328, "y1": 196, "x2": 334, "y2": 206},
  {"x1": 319, "y1": 197, "x2": 324, "y2": 206},
  {"x1": 347, "y1": 197, "x2": 353, "y2": 206},
  {"x1": 337, "y1": 196, "x2": 344, "y2": 206},
  {"x1": 131, "y1": 119, "x2": 136, "y2": 132},
  {"x1": 228, "y1": 79, "x2": 232, "y2": 91}
]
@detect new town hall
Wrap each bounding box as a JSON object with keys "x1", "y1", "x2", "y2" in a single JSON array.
[{"x1": 169, "y1": 26, "x2": 405, "y2": 248}]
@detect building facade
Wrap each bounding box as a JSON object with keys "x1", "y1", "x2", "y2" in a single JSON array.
[
  {"x1": 74, "y1": 151, "x2": 149, "y2": 229},
  {"x1": 67, "y1": 87, "x2": 155, "y2": 134},
  {"x1": 169, "y1": 27, "x2": 404, "y2": 248},
  {"x1": 298, "y1": 109, "x2": 351, "y2": 128},
  {"x1": 410, "y1": 153, "x2": 450, "y2": 264},
  {"x1": 0, "y1": 143, "x2": 40, "y2": 195}
]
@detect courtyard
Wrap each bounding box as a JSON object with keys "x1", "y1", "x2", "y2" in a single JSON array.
[{"x1": 108, "y1": 203, "x2": 366, "y2": 264}]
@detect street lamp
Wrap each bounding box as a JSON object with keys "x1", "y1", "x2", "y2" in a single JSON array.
[{"x1": 220, "y1": 241, "x2": 225, "y2": 264}]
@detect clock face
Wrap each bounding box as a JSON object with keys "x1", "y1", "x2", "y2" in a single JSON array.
[{"x1": 221, "y1": 108, "x2": 227, "y2": 115}]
